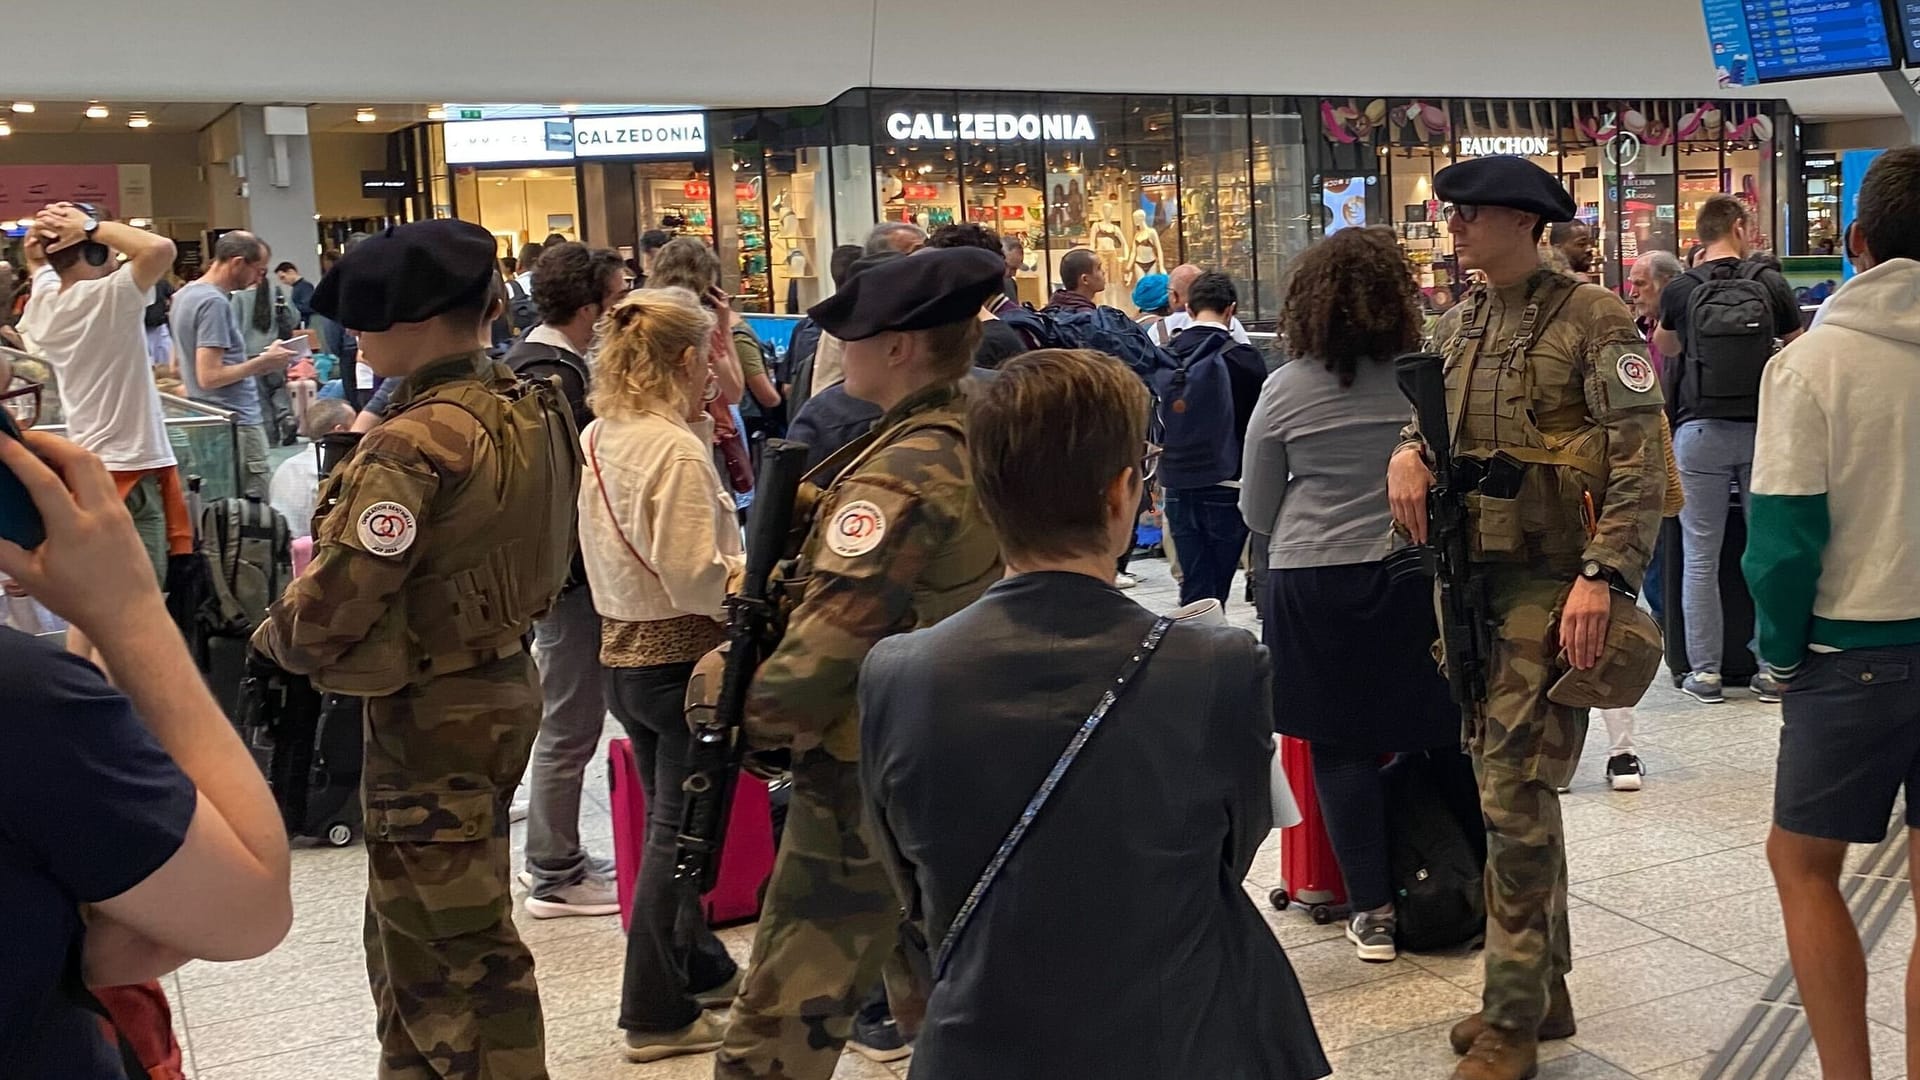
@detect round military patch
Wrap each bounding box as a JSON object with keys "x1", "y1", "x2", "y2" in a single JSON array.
[
  {"x1": 357, "y1": 501, "x2": 418, "y2": 557},
  {"x1": 826, "y1": 499, "x2": 887, "y2": 558},
  {"x1": 1617, "y1": 353, "x2": 1657, "y2": 394}
]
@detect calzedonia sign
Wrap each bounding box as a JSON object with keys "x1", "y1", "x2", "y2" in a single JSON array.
[
  {"x1": 1457, "y1": 135, "x2": 1552, "y2": 156},
  {"x1": 885, "y1": 111, "x2": 1098, "y2": 142},
  {"x1": 572, "y1": 112, "x2": 707, "y2": 158},
  {"x1": 444, "y1": 112, "x2": 709, "y2": 165}
]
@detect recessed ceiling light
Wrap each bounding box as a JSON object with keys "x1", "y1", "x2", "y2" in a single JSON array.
[
  {"x1": 85, "y1": 103, "x2": 109, "y2": 119},
  {"x1": 10, "y1": 102, "x2": 33, "y2": 114},
  {"x1": 426, "y1": 106, "x2": 447, "y2": 121},
  {"x1": 355, "y1": 108, "x2": 377, "y2": 123},
  {"x1": 127, "y1": 115, "x2": 151, "y2": 129}
]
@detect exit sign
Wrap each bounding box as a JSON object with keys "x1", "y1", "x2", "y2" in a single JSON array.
[{"x1": 458, "y1": 109, "x2": 483, "y2": 120}]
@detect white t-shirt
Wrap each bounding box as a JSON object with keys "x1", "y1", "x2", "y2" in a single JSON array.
[
  {"x1": 1157, "y1": 310, "x2": 1252, "y2": 346},
  {"x1": 18, "y1": 266, "x2": 176, "y2": 471},
  {"x1": 268, "y1": 452, "x2": 321, "y2": 540}
]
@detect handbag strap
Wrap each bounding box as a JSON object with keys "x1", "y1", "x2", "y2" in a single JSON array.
[
  {"x1": 933, "y1": 615, "x2": 1174, "y2": 980},
  {"x1": 587, "y1": 424, "x2": 660, "y2": 582}
]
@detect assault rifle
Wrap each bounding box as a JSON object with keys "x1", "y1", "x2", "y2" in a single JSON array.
[
  {"x1": 1394, "y1": 352, "x2": 1494, "y2": 716},
  {"x1": 676, "y1": 438, "x2": 811, "y2": 892}
]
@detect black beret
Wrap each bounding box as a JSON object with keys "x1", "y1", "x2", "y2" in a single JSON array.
[
  {"x1": 1433, "y1": 156, "x2": 1578, "y2": 224},
  {"x1": 808, "y1": 247, "x2": 1006, "y2": 342},
  {"x1": 311, "y1": 219, "x2": 499, "y2": 332}
]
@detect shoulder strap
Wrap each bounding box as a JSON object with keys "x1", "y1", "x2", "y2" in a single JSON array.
[
  {"x1": 932, "y1": 615, "x2": 1174, "y2": 980},
  {"x1": 586, "y1": 424, "x2": 661, "y2": 582}
]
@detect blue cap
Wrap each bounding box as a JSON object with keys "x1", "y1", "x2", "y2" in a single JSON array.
[{"x1": 1131, "y1": 272, "x2": 1169, "y2": 312}]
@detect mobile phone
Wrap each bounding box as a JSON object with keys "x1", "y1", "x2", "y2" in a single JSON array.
[{"x1": 0, "y1": 408, "x2": 46, "y2": 550}]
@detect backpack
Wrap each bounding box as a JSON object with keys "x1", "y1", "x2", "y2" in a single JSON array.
[
  {"x1": 1382, "y1": 751, "x2": 1486, "y2": 952},
  {"x1": 505, "y1": 278, "x2": 540, "y2": 337},
  {"x1": 1148, "y1": 329, "x2": 1242, "y2": 489},
  {"x1": 1682, "y1": 260, "x2": 1777, "y2": 421},
  {"x1": 198, "y1": 496, "x2": 293, "y2": 637},
  {"x1": 1001, "y1": 304, "x2": 1174, "y2": 382}
]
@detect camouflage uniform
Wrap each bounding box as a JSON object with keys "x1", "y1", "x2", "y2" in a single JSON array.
[
  {"x1": 716, "y1": 381, "x2": 1002, "y2": 1080},
  {"x1": 1407, "y1": 268, "x2": 1665, "y2": 1036},
  {"x1": 254, "y1": 350, "x2": 580, "y2": 1080}
]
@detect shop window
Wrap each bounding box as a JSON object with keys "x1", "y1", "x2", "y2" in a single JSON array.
[
  {"x1": 1722, "y1": 100, "x2": 1782, "y2": 255},
  {"x1": 761, "y1": 107, "x2": 834, "y2": 314},
  {"x1": 828, "y1": 89, "x2": 876, "y2": 252},
  {"x1": 873, "y1": 91, "x2": 962, "y2": 242},
  {"x1": 1248, "y1": 97, "x2": 1308, "y2": 323},
  {"x1": 721, "y1": 112, "x2": 772, "y2": 312},
  {"x1": 958, "y1": 93, "x2": 1050, "y2": 307},
  {"x1": 1312, "y1": 96, "x2": 1386, "y2": 257},
  {"x1": 452, "y1": 166, "x2": 581, "y2": 259},
  {"x1": 1178, "y1": 96, "x2": 1254, "y2": 304},
  {"x1": 1045, "y1": 95, "x2": 1144, "y2": 312}
]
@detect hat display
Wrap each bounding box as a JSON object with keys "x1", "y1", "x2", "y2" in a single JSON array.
[
  {"x1": 311, "y1": 219, "x2": 500, "y2": 332},
  {"x1": 807, "y1": 247, "x2": 1006, "y2": 342},
  {"x1": 1433, "y1": 156, "x2": 1578, "y2": 224}
]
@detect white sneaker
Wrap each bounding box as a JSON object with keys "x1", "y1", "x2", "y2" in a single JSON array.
[
  {"x1": 1114, "y1": 572, "x2": 1140, "y2": 590},
  {"x1": 524, "y1": 872, "x2": 620, "y2": 918}
]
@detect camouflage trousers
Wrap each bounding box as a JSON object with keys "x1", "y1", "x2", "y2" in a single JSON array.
[
  {"x1": 361, "y1": 651, "x2": 549, "y2": 1080},
  {"x1": 715, "y1": 754, "x2": 919, "y2": 1080},
  {"x1": 1472, "y1": 564, "x2": 1588, "y2": 1034}
]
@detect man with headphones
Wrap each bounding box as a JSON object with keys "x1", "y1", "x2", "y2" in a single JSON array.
[{"x1": 18, "y1": 202, "x2": 189, "y2": 596}]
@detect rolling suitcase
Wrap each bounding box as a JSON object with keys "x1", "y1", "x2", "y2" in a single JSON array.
[
  {"x1": 1268, "y1": 735, "x2": 1349, "y2": 924},
  {"x1": 608, "y1": 737, "x2": 777, "y2": 931},
  {"x1": 1660, "y1": 485, "x2": 1759, "y2": 685}
]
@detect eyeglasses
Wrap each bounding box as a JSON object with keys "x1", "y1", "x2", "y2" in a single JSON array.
[
  {"x1": 1441, "y1": 203, "x2": 1483, "y2": 223},
  {"x1": 1140, "y1": 442, "x2": 1163, "y2": 483},
  {"x1": 2, "y1": 376, "x2": 42, "y2": 430}
]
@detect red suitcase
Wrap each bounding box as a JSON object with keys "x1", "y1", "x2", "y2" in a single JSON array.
[
  {"x1": 1269, "y1": 735, "x2": 1349, "y2": 924},
  {"x1": 608, "y1": 737, "x2": 777, "y2": 930}
]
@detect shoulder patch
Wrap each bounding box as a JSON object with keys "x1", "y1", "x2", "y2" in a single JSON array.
[
  {"x1": 356, "y1": 501, "x2": 418, "y2": 557},
  {"x1": 1616, "y1": 352, "x2": 1657, "y2": 394},
  {"x1": 826, "y1": 499, "x2": 887, "y2": 558}
]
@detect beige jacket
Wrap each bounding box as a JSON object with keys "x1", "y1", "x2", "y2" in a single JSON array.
[{"x1": 579, "y1": 404, "x2": 744, "y2": 624}]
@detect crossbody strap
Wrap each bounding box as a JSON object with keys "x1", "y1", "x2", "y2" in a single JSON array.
[
  {"x1": 933, "y1": 615, "x2": 1174, "y2": 980},
  {"x1": 587, "y1": 425, "x2": 660, "y2": 583}
]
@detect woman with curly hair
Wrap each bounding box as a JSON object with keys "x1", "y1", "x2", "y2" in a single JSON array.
[{"x1": 1240, "y1": 227, "x2": 1471, "y2": 964}]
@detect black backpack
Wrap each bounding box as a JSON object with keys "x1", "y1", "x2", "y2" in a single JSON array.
[
  {"x1": 1383, "y1": 751, "x2": 1486, "y2": 952},
  {"x1": 1000, "y1": 304, "x2": 1173, "y2": 382},
  {"x1": 506, "y1": 278, "x2": 540, "y2": 337},
  {"x1": 1682, "y1": 261, "x2": 1777, "y2": 421}
]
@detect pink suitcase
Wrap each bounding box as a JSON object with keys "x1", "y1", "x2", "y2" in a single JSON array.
[
  {"x1": 608, "y1": 737, "x2": 777, "y2": 930},
  {"x1": 1269, "y1": 735, "x2": 1350, "y2": 924}
]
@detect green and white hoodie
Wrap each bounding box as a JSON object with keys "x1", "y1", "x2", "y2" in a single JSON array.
[{"x1": 1744, "y1": 257, "x2": 1920, "y2": 674}]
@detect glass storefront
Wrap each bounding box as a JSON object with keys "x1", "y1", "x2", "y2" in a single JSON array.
[{"x1": 411, "y1": 92, "x2": 1794, "y2": 324}]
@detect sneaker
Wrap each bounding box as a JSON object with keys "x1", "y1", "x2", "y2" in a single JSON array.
[
  {"x1": 523, "y1": 872, "x2": 620, "y2": 919},
  {"x1": 624, "y1": 1013, "x2": 724, "y2": 1063},
  {"x1": 1749, "y1": 669, "x2": 1786, "y2": 703},
  {"x1": 1346, "y1": 911, "x2": 1397, "y2": 963},
  {"x1": 1680, "y1": 671, "x2": 1725, "y2": 704},
  {"x1": 694, "y1": 969, "x2": 741, "y2": 1010},
  {"x1": 848, "y1": 1014, "x2": 913, "y2": 1063},
  {"x1": 1606, "y1": 753, "x2": 1645, "y2": 792},
  {"x1": 1114, "y1": 572, "x2": 1140, "y2": 590}
]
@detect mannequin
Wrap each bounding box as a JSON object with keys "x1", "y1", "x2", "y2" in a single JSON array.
[
  {"x1": 1089, "y1": 206, "x2": 1129, "y2": 308},
  {"x1": 1128, "y1": 208, "x2": 1164, "y2": 283}
]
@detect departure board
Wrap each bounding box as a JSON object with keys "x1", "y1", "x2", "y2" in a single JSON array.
[
  {"x1": 1898, "y1": 0, "x2": 1920, "y2": 64},
  {"x1": 1701, "y1": 0, "x2": 1898, "y2": 84}
]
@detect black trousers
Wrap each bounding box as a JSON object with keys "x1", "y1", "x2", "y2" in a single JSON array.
[
  {"x1": 1310, "y1": 745, "x2": 1393, "y2": 913},
  {"x1": 606, "y1": 663, "x2": 738, "y2": 1033}
]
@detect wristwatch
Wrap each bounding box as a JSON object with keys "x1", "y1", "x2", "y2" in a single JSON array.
[{"x1": 1580, "y1": 560, "x2": 1610, "y2": 582}]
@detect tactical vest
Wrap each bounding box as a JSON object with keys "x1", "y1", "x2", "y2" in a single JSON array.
[
  {"x1": 312, "y1": 359, "x2": 583, "y2": 695},
  {"x1": 1446, "y1": 275, "x2": 1609, "y2": 563}
]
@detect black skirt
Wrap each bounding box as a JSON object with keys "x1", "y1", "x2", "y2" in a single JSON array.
[{"x1": 1263, "y1": 560, "x2": 1459, "y2": 753}]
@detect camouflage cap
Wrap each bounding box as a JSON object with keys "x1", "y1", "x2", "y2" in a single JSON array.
[{"x1": 1547, "y1": 590, "x2": 1665, "y2": 710}]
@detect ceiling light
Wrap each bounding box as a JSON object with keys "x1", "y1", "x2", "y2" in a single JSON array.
[
  {"x1": 0, "y1": 122, "x2": 11, "y2": 138},
  {"x1": 355, "y1": 108, "x2": 377, "y2": 123},
  {"x1": 127, "y1": 115, "x2": 151, "y2": 129},
  {"x1": 561, "y1": 103, "x2": 580, "y2": 112},
  {"x1": 10, "y1": 102, "x2": 33, "y2": 114},
  {"x1": 85, "y1": 103, "x2": 109, "y2": 119},
  {"x1": 426, "y1": 106, "x2": 447, "y2": 121}
]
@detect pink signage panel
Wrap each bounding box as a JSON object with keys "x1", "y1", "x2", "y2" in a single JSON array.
[{"x1": 0, "y1": 165, "x2": 122, "y2": 220}]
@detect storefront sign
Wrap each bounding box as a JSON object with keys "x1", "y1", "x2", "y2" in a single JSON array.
[
  {"x1": 443, "y1": 118, "x2": 576, "y2": 165},
  {"x1": 1139, "y1": 172, "x2": 1177, "y2": 186},
  {"x1": 1456, "y1": 135, "x2": 1550, "y2": 157},
  {"x1": 902, "y1": 183, "x2": 942, "y2": 200},
  {"x1": 884, "y1": 111, "x2": 1097, "y2": 142},
  {"x1": 360, "y1": 171, "x2": 411, "y2": 199},
  {"x1": 0, "y1": 164, "x2": 125, "y2": 220},
  {"x1": 684, "y1": 180, "x2": 711, "y2": 200},
  {"x1": 572, "y1": 112, "x2": 707, "y2": 157}
]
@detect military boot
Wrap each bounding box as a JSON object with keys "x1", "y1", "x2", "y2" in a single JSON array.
[
  {"x1": 1450, "y1": 1026, "x2": 1539, "y2": 1080},
  {"x1": 1449, "y1": 980, "x2": 1575, "y2": 1055}
]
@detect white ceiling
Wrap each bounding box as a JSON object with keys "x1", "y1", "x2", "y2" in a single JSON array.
[
  {"x1": 1, "y1": 0, "x2": 1912, "y2": 122},
  {"x1": 0, "y1": 101, "x2": 429, "y2": 135}
]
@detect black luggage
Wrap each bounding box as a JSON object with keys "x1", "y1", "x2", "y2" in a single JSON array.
[
  {"x1": 237, "y1": 661, "x2": 364, "y2": 847},
  {"x1": 1660, "y1": 485, "x2": 1759, "y2": 686},
  {"x1": 1383, "y1": 750, "x2": 1486, "y2": 953}
]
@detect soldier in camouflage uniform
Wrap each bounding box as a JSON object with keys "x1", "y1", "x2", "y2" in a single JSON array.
[
  {"x1": 715, "y1": 247, "x2": 1009, "y2": 1080},
  {"x1": 252, "y1": 220, "x2": 581, "y2": 1080},
  {"x1": 1387, "y1": 158, "x2": 1666, "y2": 1080}
]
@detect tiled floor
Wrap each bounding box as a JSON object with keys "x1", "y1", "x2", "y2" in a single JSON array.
[{"x1": 166, "y1": 557, "x2": 1911, "y2": 1079}]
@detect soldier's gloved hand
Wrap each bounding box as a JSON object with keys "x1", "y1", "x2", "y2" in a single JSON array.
[{"x1": 743, "y1": 748, "x2": 792, "y2": 781}]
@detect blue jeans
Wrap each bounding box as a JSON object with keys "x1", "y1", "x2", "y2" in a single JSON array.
[
  {"x1": 1674, "y1": 419, "x2": 1758, "y2": 674},
  {"x1": 1643, "y1": 527, "x2": 1667, "y2": 624},
  {"x1": 1164, "y1": 485, "x2": 1248, "y2": 607}
]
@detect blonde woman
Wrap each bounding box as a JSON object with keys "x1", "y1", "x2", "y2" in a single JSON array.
[{"x1": 578, "y1": 287, "x2": 745, "y2": 1062}]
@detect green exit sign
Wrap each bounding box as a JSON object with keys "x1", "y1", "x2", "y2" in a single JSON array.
[{"x1": 458, "y1": 109, "x2": 483, "y2": 120}]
